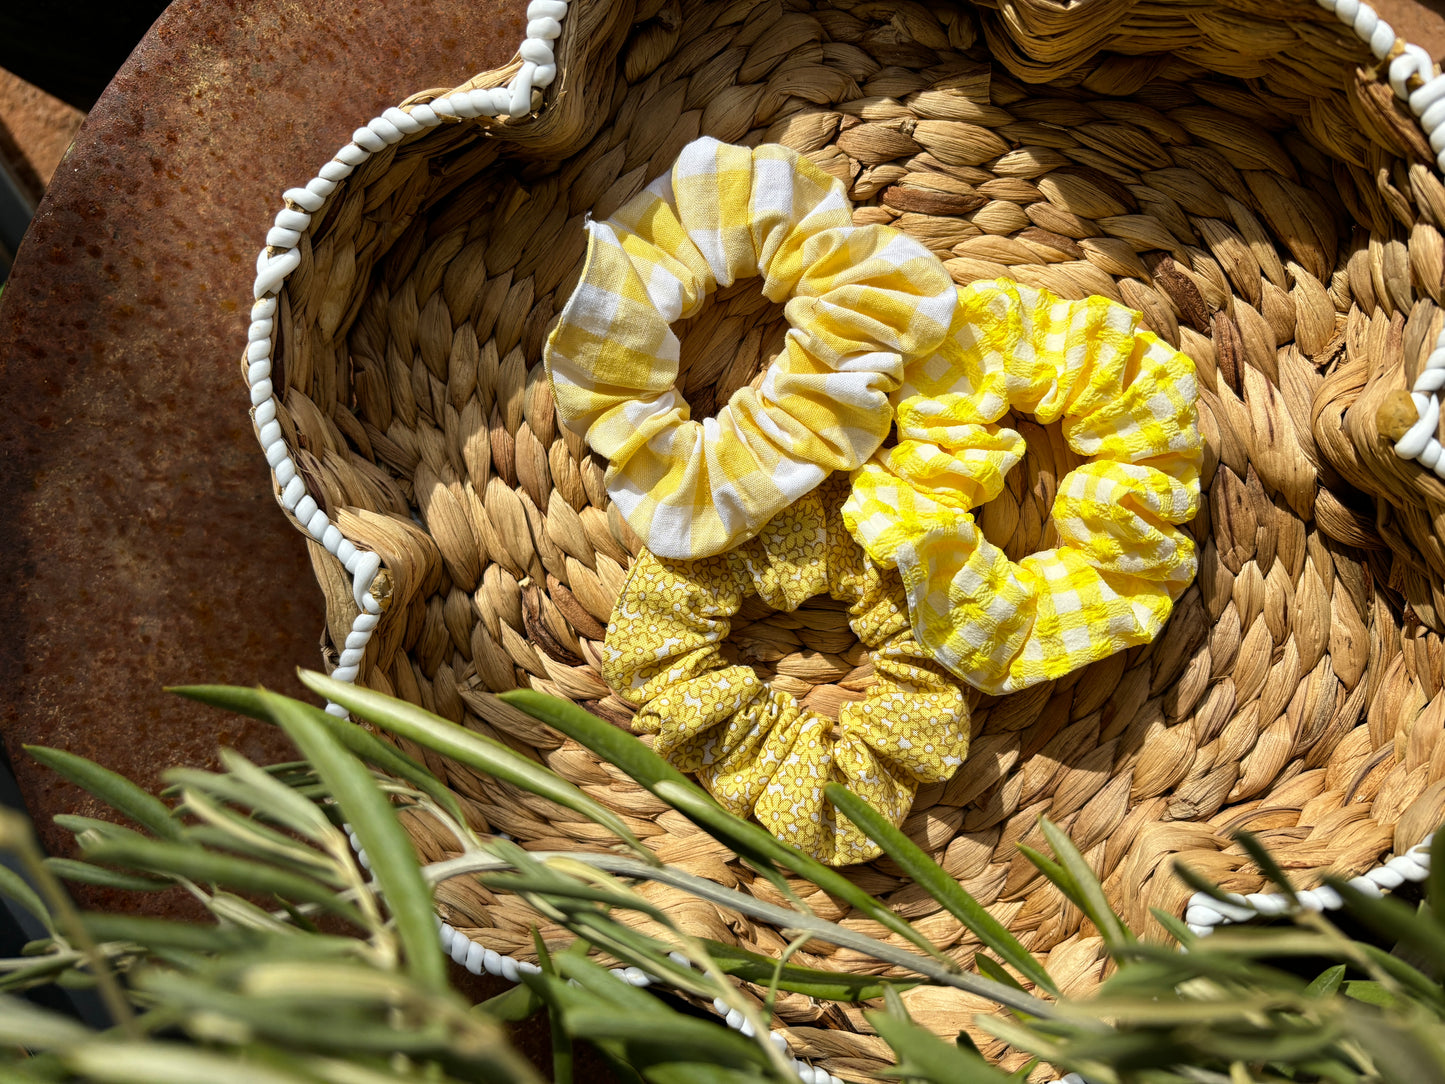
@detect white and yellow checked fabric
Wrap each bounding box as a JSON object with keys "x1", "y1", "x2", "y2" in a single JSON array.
[
  {"x1": 843, "y1": 279, "x2": 1202, "y2": 695},
  {"x1": 602, "y1": 476, "x2": 969, "y2": 866},
  {"x1": 543, "y1": 136, "x2": 956, "y2": 560}
]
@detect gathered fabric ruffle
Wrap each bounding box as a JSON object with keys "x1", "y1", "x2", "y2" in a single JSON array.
[
  {"x1": 602, "y1": 477, "x2": 969, "y2": 866},
  {"x1": 843, "y1": 279, "x2": 1203, "y2": 695},
  {"x1": 544, "y1": 136, "x2": 956, "y2": 560}
]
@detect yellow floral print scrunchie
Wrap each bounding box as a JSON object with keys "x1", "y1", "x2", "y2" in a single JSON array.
[
  {"x1": 543, "y1": 136, "x2": 956, "y2": 560},
  {"x1": 602, "y1": 476, "x2": 969, "y2": 866},
  {"x1": 844, "y1": 279, "x2": 1202, "y2": 696}
]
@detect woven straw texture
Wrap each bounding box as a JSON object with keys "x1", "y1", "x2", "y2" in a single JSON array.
[{"x1": 261, "y1": 0, "x2": 1445, "y2": 1075}]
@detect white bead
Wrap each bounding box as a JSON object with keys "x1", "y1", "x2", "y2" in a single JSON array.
[
  {"x1": 250, "y1": 379, "x2": 274, "y2": 407},
  {"x1": 248, "y1": 319, "x2": 273, "y2": 342},
  {"x1": 533, "y1": 63, "x2": 557, "y2": 87},
  {"x1": 336, "y1": 539, "x2": 358, "y2": 567},
  {"x1": 1421, "y1": 98, "x2": 1445, "y2": 135},
  {"x1": 306, "y1": 508, "x2": 329, "y2": 539},
  {"x1": 430, "y1": 96, "x2": 458, "y2": 117},
  {"x1": 1186, "y1": 904, "x2": 1223, "y2": 926},
  {"x1": 294, "y1": 496, "x2": 318, "y2": 524},
  {"x1": 284, "y1": 187, "x2": 325, "y2": 212},
  {"x1": 770, "y1": 1032, "x2": 789, "y2": 1052},
  {"x1": 318, "y1": 159, "x2": 353, "y2": 181},
  {"x1": 1421, "y1": 440, "x2": 1443, "y2": 469},
  {"x1": 322, "y1": 524, "x2": 343, "y2": 553},
  {"x1": 1391, "y1": 854, "x2": 1430, "y2": 880},
  {"x1": 1348, "y1": 876, "x2": 1381, "y2": 897},
  {"x1": 246, "y1": 339, "x2": 270, "y2": 363},
  {"x1": 335, "y1": 143, "x2": 370, "y2": 166},
  {"x1": 439, "y1": 922, "x2": 455, "y2": 947},
  {"x1": 353, "y1": 125, "x2": 388, "y2": 151},
  {"x1": 305, "y1": 176, "x2": 337, "y2": 201},
  {"x1": 266, "y1": 226, "x2": 301, "y2": 249},
  {"x1": 449, "y1": 934, "x2": 470, "y2": 966},
  {"x1": 382, "y1": 106, "x2": 423, "y2": 134},
  {"x1": 1392, "y1": 45, "x2": 1435, "y2": 98},
  {"x1": 1410, "y1": 72, "x2": 1445, "y2": 115},
  {"x1": 724, "y1": 1008, "x2": 745, "y2": 1030},
  {"x1": 248, "y1": 360, "x2": 271, "y2": 385},
  {"x1": 353, "y1": 611, "x2": 380, "y2": 632},
  {"x1": 330, "y1": 665, "x2": 359, "y2": 684},
  {"x1": 1310, "y1": 885, "x2": 1343, "y2": 910},
  {"x1": 509, "y1": 67, "x2": 536, "y2": 116},
  {"x1": 409, "y1": 104, "x2": 438, "y2": 127},
  {"x1": 1187, "y1": 923, "x2": 1212, "y2": 936},
  {"x1": 1246, "y1": 892, "x2": 1292, "y2": 916},
  {"x1": 712, "y1": 997, "x2": 730, "y2": 1015},
  {"x1": 1334, "y1": 0, "x2": 1359, "y2": 19},
  {"x1": 265, "y1": 441, "x2": 288, "y2": 468},
  {"x1": 527, "y1": 0, "x2": 568, "y2": 18},
  {"x1": 253, "y1": 248, "x2": 301, "y2": 298},
  {"x1": 464, "y1": 941, "x2": 485, "y2": 975},
  {"x1": 483, "y1": 949, "x2": 503, "y2": 975},
  {"x1": 518, "y1": 961, "x2": 541, "y2": 975},
  {"x1": 737, "y1": 1018, "x2": 755, "y2": 1038},
  {"x1": 1295, "y1": 890, "x2": 1324, "y2": 912},
  {"x1": 1368, "y1": 20, "x2": 1396, "y2": 60},
  {"x1": 520, "y1": 37, "x2": 554, "y2": 64},
  {"x1": 622, "y1": 966, "x2": 651, "y2": 986},
  {"x1": 281, "y1": 477, "x2": 306, "y2": 509},
  {"x1": 668, "y1": 951, "x2": 692, "y2": 968},
  {"x1": 275, "y1": 208, "x2": 311, "y2": 231},
  {"x1": 500, "y1": 956, "x2": 521, "y2": 982},
  {"x1": 325, "y1": 701, "x2": 349, "y2": 718},
  {"x1": 450, "y1": 91, "x2": 482, "y2": 118},
  {"x1": 367, "y1": 116, "x2": 403, "y2": 144},
  {"x1": 257, "y1": 420, "x2": 281, "y2": 447},
  {"x1": 251, "y1": 297, "x2": 277, "y2": 320},
  {"x1": 528, "y1": 16, "x2": 561, "y2": 39},
  {"x1": 273, "y1": 458, "x2": 294, "y2": 488}
]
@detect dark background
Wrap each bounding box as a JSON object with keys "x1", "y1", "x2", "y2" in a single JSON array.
[{"x1": 0, "y1": 5, "x2": 172, "y2": 110}]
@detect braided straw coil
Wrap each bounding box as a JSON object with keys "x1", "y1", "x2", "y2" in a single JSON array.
[{"x1": 249, "y1": 0, "x2": 1445, "y2": 1076}]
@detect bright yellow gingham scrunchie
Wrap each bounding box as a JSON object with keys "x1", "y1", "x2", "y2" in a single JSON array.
[
  {"x1": 602, "y1": 477, "x2": 969, "y2": 866},
  {"x1": 544, "y1": 136, "x2": 956, "y2": 560},
  {"x1": 843, "y1": 279, "x2": 1203, "y2": 696}
]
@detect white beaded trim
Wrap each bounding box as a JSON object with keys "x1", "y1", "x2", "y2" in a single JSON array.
[
  {"x1": 1185, "y1": 837, "x2": 1433, "y2": 936},
  {"x1": 243, "y1": 0, "x2": 571, "y2": 719},
  {"x1": 1314, "y1": 0, "x2": 1445, "y2": 474},
  {"x1": 255, "y1": 4, "x2": 1443, "y2": 1081}
]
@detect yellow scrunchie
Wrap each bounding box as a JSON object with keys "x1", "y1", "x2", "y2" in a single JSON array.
[
  {"x1": 602, "y1": 476, "x2": 969, "y2": 866},
  {"x1": 543, "y1": 136, "x2": 956, "y2": 560},
  {"x1": 843, "y1": 279, "x2": 1202, "y2": 695}
]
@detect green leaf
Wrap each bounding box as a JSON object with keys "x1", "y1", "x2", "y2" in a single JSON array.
[
  {"x1": 1431, "y1": 827, "x2": 1445, "y2": 928},
  {"x1": 702, "y1": 939, "x2": 910, "y2": 1001},
  {"x1": 1330, "y1": 876, "x2": 1445, "y2": 973},
  {"x1": 867, "y1": 1008, "x2": 1017, "y2": 1084},
  {"x1": 1305, "y1": 963, "x2": 1346, "y2": 998},
  {"x1": 498, "y1": 688, "x2": 942, "y2": 960},
  {"x1": 24, "y1": 746, "x2": 185, "y2": 842},
  {"x1": 1016, "y1": 843, "x2": 1080, "y2": 903},
  {"x1": 0, "y1": 863, "x2": 52, "y2": 934},
  {"x1": 1233, "y1": 829, "x2": 1299, "y2": 904},
  {"x1": 297, "y1": 671, "x2": 649, "y2": 859},
  {"x1": 824, "y1": 782, "x2": 1057, "y2": 995},
  {"x1": 478, "y1": 981, "x2": 545, "y2": 1023},
  {"x1": 974, "y1": 954, "x2": 1027, "y2": 995},
  {"x1": 80, "y1": 913, "x2": 265, "y2": 953},
  {"x1": 1038, "y1": 818, "x2": 1129, "y2": 949},
  {"x1": 52, "y1": 814, "x2": 151, "y2": 844},
  {"x1": 1342, "y1": 979, "x2": 1398, "y2": 1008},
  {"x1": 259, "y1": 690, "x2": 447, "y2": 995},
  {"x1": 63, "y1": 1040, "x2": 321, "y2": 1084},
  {"x1": 562, "y1": 1008, "x2": 770, "y2": 1071},
  {"x1": 0, "y1": 992, "x2": 91, "y2": 1049},
  {"x1": 1147, "y1": 907, "x2": 1197, "y2": 950},
  {"x1": 172, "y1": 684, "x2": 476, "y2": 841},
  {"x1": 44, "y1": 857, "x2": 170, "y2": 892},
  {"x1": 78, "y1": 837, "x2": 363, "y2": 925}
]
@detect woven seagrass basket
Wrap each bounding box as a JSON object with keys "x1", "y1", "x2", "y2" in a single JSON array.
[{"x1": 246, "y1": 0, "x2": 1445, "y2": 1076}]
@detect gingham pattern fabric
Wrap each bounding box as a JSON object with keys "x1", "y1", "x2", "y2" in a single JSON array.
[
  {"x1": 844, "y1": 279, "x2": 1202, "y2": 696},
  {"x1": 544, "y1": 136, "x2": 956, "y2": 560},
  {"x1": 603, "y1": 477, "x2": 969, "y2": 866}
]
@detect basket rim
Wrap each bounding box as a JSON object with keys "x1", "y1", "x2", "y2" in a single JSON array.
[{"x1": 240, "y1": 1, "x2": 1445, "y2": 1078}]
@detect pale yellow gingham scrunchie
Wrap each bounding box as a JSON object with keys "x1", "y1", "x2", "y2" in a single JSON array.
[
  {"x1": 543, "y1": 136, "x2": 956, "y2": 560},
  {"x1": 844, "y1": 279, "x2": 1203, "y2": 696},
  {"x1": 602, "y1": 477, "x2": 969, "y2": 866}
]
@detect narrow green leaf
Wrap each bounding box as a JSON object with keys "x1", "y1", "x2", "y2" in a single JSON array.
[
  {"x1": 64, "y1": 1040, "x2": 320, "y2": 1084},
  {"x1": 480, "y1": 979, "x2": 546, "y2": 1022},
  {"x1": 0, "y1": 863, "x2": 52, "y2": 934},
  {"x1": 1016, "y1": 843, "x2": 1080, "y2": 903},
  {"x1": 499, "y1": 688, "x2": 943, "y2": 960},
  {"x1": 1343, "y1": 979, "x2": 1397, "y2": 1008},
  {"x1": 702, "y1": 939, "x2": 910, "y2": 1001},
  {"x1": 52, "y1": 814, "x2": 152, "y2": 844},
  {"x1": 260, "y1": 690, "x2": 447, "y2": 995},
  {"x1": 563, "y1": 1008, "x2": 770, "y2": 1071},
  {"x1": 974, "y1": 954, "x2": 1027, "y2": 995},
  {"x1": 78, "y1": 837, "x2": 363, "y2": 925},
  {"x1": 1305, "y1": 963, "x2": 1347, "y2": 998},
  {"x1": 25, "y1": 746, "x2": 184, "y2": 843},
  {"x1": 1147, "y1": 907, "x2": 1197, "y2": 950},
  {"x1": 80, "y1": 913, "x2": 261, "y2": 953},
  {"x1": 172, "y1": 684, "x2": 475, "y2": 839},
  {"x1": 1039, "y1": 818, "x2": 1129, "y2": 948},
  {"x1": 44, "y1": 857, "x2": 169, "y2": 892},
  {"x1": 297, "y1": 671, "x2": 649, "y2": 859},
  {"x1": 1170, "y1": 859, "x2": 1242, "y2": 908},
  {"x1": 1330, "y1": 876, "x2": 1445, "y2": 972},
  {"x1": 1233, "y1": 829, "x2": 1299, "y2": 904},
  {"x1": 867, "y1": 1009, "x2": 1017, "y2": 1084},
  {"x1": 0, "y1": 992, "x2": 91, "y2": 1049},
  {"x1": 825, "y1": 782, "x2": 1057, "y2": 995}
]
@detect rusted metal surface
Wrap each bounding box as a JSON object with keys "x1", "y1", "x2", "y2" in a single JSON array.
[{"x1": 0, "y1": 0, "x2": 524, "y2": 899}]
